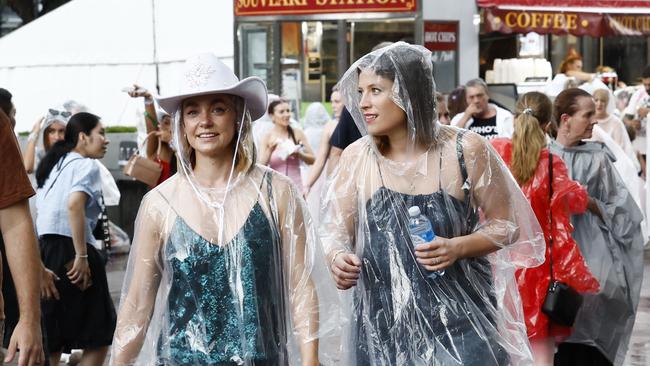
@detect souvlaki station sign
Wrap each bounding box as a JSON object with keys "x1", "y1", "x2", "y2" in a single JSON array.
[
  {"x1": 235, "y1": 0, "x2": 417, "y2": 16},
  {"x1": 484, "y1": 7, "x2": 650, "y2": 36}
]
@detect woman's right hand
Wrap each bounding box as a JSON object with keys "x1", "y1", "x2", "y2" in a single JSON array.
[
  {"x1": 67, "y1": 256, "x2": 92, "y2": 291},
  {"x1": 30, "y1": 117, "x2": 45, "y2": 134},
  {"x1": 330, "y1": 252, "x2": 361, "y2": 290},
  {"x1": 127, "y1": 84, "x2": 151, "y2": 99}
]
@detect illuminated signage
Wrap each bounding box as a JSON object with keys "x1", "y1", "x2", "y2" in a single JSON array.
[
  {"x1": 235, "y1": 0, "x2": 416, "y2": 16},
  {"x1": 484, "y1": 8, "x2": 650, "y2": 36}
]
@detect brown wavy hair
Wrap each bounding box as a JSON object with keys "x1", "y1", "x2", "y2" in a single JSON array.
[
  {"x1": 553, "y1": 88, "x2": 592, "y2": 127},
  {"x1": 511, "y1": 92, "x2": 552, "y2": 185}
]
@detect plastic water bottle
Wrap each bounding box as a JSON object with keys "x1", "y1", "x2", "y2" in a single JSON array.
[{"x1": 408, "y1": 206, "x2": 444, "y2": 279}]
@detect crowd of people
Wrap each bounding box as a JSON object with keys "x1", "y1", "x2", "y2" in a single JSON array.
[{"x1": 0, "y1": 41, "x2": 648, "y2": 366}]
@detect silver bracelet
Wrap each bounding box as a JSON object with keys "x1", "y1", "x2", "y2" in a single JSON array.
[
  {"x1": 76, "y1": 254, "x2": 89, "y2": 258},
  {"x1": 27, "y1": 132, "x2": 38, "y2": 142},
  {"x1": 329, "y1": 249, "x2": 346, "y2": 269},
  {"x1": 144, "y1": 98, "x2": 154, "y2": 105}
]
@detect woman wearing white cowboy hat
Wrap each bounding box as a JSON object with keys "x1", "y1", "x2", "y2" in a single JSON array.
[{"x1": 111, "y1": 53, "x2": 340, "y2": 365}]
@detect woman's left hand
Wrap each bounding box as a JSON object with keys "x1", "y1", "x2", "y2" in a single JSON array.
[
  {"x1": 67, "y1": 257, "x2": 92, "y2": 291},
  {"x1": 414, "y1": 236, "x2": 460, "y2": 272}
]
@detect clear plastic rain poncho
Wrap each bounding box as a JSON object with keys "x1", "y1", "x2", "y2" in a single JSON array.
[
  {"x1": 111, "y1": 95, "x2": 341, "y2": 365},
  {"x1": 319, "y1": 42, "x2": 545, "y2": 365},
  {"x1": 303, "y1": 102, "x2": 331, "y2": 155},
  {"x1": 548, "y1": 139, "x2": 644, "y2": 366}
]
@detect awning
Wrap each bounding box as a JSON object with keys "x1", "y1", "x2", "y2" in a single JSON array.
[
  {"x1": 478, "y1": 0, "x2": 650, "y2": 36},
  {"x1": 478, "y1": 0, "x2": 650, "y2": 10}
]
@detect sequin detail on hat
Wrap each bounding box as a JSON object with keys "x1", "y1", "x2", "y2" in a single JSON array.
[{"x1": 184, "y1": 63, "x2": 217, "y2": 89}]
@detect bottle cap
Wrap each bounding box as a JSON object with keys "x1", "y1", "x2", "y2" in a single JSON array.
[{"x1": 408, "y1": 206, "x2": 421, "y2": 217}]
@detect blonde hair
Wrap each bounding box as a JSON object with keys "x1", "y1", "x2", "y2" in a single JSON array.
[
  {"x1": 593, "y1": 88, "x2": 610, "y2": 104},
  {"x1": 511, "y1": 92, "x2": 553, "y2": 185},
  {"x1": 233, "y1": 96, "x2": 257, "y2": 173}
]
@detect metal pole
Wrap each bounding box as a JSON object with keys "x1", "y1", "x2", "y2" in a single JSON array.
[
  {"x1": 151, "y1": 0, "x2": 160, "y2": 94},
  {"x1": 273, "y1": 22, "x2": 282, "y2": 96},
  {"x1": 321, "y1": 74, "x2": 326, "y2": 103},
  {"x1": 349, "y1": 21, "x2": 355, "y2": 66},
  {"x1": 599, "y1": 37, "x2": 604, "y2": 67},
  {"x1": 337, "y1": 19, "x2": 347, "y2": 80}
]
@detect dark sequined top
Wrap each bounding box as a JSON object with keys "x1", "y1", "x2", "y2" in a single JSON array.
[
  {"x1": 352, "y1": 131, "x2": 508, "y2": 365},
  {"x1": 159, "y1": 203, "x2": 288, "y2": 365}
]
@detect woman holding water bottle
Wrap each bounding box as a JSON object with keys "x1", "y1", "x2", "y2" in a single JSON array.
[{"x1": 319, "y1": 42, "x2": 545, "y2": 365}]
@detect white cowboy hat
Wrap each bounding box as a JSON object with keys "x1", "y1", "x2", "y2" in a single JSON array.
[{"x1": 156, "y1": 53, "x2": 268, "y2": 120}]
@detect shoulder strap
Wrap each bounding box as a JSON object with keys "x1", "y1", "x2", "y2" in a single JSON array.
[
  {"x1": 456, "y1": 130, "x2": 469, "y2": 188},
  {"x1": 265, "y1": 171, "x2": 280, "y2": 237},
  {"x1": 548, "y1": 152, "x2": 554, "y2": 282},
  {"x1": 141, "y1": 131, "x2": 162, "y2": 160},
  {"x1": 44, "y1": 157, "x2": 83, "y2": 197}
]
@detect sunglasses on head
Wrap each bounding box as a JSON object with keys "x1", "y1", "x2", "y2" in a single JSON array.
[{"x1": 48, "y1": 109, "x2": 72, "y2": 118}]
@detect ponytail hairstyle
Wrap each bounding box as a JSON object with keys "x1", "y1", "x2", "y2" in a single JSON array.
[
  {"x1": 36, "y1": 112, "x2": 100, "y2": 188},
  {"x1": 511, "y1": 91, "x2": 553, "y2": 185},
  {"x1": 268, "y1": 99, "x2": 297, "y2": 144}
]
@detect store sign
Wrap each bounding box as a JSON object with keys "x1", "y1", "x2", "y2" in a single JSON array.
[
  {"x1": 424, "y1": 21, "x2": 458, "y2": 93},
  {"x1": 424, "y1": 22, "x2": 458, "y2": 51},
  {"x1": 484, "y1": 8, "x2": 650, "y2": 36},
  {"x1": 234, "y1": 0, "x2": 416, "y2": 16},
  {"x1": 608, "y1": 14, "x2": 650, "y2": 35},
  {"x1": 477, "y1": 0, "x2": 650, "y2": 7}
]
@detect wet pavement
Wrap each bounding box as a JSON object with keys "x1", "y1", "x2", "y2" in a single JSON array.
[
  {"x1": 106, "y1": 254, "x2": 128, "y2": 308},
  {"x1": 625, "y1": 250, "x2": 650, "y2": 365},
  {"x1": 104, "y1": 251, "x2": 650, "y2": 365}
]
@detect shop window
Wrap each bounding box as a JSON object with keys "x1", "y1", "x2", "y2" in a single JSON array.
[
  {"x1": 349, "y1": 20, "x2": 415, "y2": 64},
  {"x1": 479, "y1": 33, "x2": 518, "y2": 80},
  {"x1": 238, "y1": 23, "x2": 276, "y2": 92},
  {"x1": 603, "y1": 37, "x2": 649, "y2": 85},
  {"x1": 549, "y1": 34, "x2": 599, "y2": 75}
]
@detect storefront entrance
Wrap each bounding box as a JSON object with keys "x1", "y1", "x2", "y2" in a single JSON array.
[{"x1": 236, "y1": 18, "x2": 416, "y2": 116}]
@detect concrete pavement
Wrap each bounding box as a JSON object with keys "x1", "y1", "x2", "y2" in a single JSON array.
[{"x1": 104, "y1": 251, "x2": 650, "y2": 365}]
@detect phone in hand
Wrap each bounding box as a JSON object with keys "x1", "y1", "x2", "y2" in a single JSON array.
[{"x1": 121, "y1": 86, "x2": 146, "y2": 94}]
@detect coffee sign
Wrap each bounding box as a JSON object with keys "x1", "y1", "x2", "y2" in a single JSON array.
[{"x1": 484, "y1": 7, "x2": 650, "y2": 36}]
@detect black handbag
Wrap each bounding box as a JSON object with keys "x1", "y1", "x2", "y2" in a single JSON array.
[
  {"x1": 92, "y1": 193, "x2": 111, "y2": 265},
  {"x1": 541, "y1": 153, "x2": 584, "y2": 327}
]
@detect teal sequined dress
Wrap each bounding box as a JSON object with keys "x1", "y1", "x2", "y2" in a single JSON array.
[{"x1": 158, "y1": 202, "x2": 288, "y2": 365}]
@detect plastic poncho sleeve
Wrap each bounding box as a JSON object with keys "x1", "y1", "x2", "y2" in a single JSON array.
[
  {"x1": 318, "y1": 146, "x2": 359, "y2": 260},
  {"x1": 463, "y1": 132, "x2": 545, "y2": 266},
  {"x1": 111, "y1": 192, "x2": 165, "y2": 365},
  {"x1": 590, "y1": 150, "x2": 643, "y2": 247},
  {"x1": 272, "y1": 174, "x2": 321, "y2": 349}
]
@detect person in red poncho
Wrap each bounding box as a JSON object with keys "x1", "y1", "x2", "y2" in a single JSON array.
[{"x1": 491, "y1": 91, "x2": 600, "y2": 366}]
